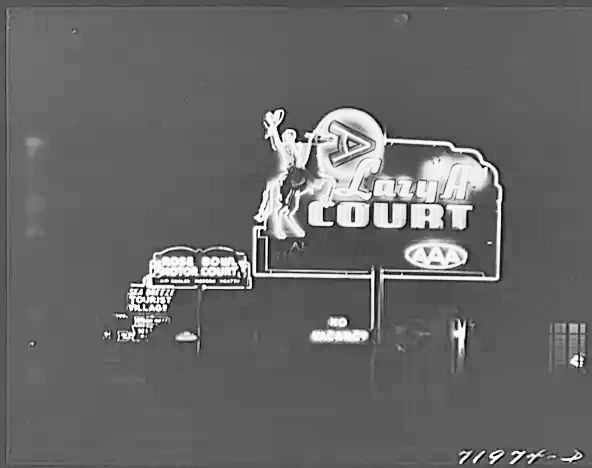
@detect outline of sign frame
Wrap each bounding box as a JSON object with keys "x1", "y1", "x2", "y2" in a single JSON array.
[{"x1": 252, "y1": 136, "x2": 503, "y2": 283}]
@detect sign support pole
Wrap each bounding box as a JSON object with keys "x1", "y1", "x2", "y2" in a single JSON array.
[
  {"x1": 370, "y1": 265, "x2": 386, "y2": 399},
  {"x1": 372, "y1": 266, "x2": 385, "y2": 345},
  {"x1": 196, "y1": 286, "x2": 204, "y2": 356}
]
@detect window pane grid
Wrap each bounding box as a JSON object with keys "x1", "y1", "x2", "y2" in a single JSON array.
[{"x1": 549, "y1": 322, "x2": 587, "y2": 372}]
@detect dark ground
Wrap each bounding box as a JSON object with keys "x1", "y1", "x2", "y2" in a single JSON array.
[{"x1": 10, "y1": 318, "x2": 592, "y2": 465}]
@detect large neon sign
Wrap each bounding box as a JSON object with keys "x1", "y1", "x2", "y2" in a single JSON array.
[{"x1": 253, "y1": 107, "x2": 503, "y2": 282}]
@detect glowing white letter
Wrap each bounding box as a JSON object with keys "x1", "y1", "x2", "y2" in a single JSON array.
[
  {"x1": 415, "y1": 180, "x2": 439, "y2": 203},
  {"x1": 335, "y1": 158, "x2": 382, "y2": 201},
  {"x1": 372, "y1": 179, "x2": 396, "y2": 198},
  {"x1": 446, "y1": 205, "x2": 473, "y2": 230},
  {"x1": 336, "y1": 202, "x2": 370, "y2": 228},
  {"x1": 441, "y1": 164, "x2": 472, "y2": 201},
  {"x1": 410, "y1": 204, "x2": 445, "y2": 229},
  {"x1": 373, "y1": 203, "x2": 407, "y2": 229},
  {"x1": 308, "y1": 201, "x2": 334, "y2": 227}
]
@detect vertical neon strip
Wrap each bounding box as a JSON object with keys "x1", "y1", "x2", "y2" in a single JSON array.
[
  {"x1": 369, "y1": 265, "x2": 375, "y2": 331},
  {"x1": 252, "y1": 227, "x2": 259, "y2": 275},
  {"x1": 548, "y1": 323, "x2": 553, "y2": 373},
  {"x1": 450, "y1": 321, "x2": 454, "y2": 375},
  {"x1": 377, "y1": 267, "x2": 385, "y2": 343},
  {"x1": 370, "y1": 266, "x2": 385, "y2": 344}
]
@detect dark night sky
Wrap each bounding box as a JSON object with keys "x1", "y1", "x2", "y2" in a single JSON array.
[{"x1": 9, "y1": 9, "x2": 588, "y2": 323}]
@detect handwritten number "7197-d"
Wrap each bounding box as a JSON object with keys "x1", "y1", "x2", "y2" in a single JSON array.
[{"x1": 458, "y1": 449, "x2": 549, "y2": 465}]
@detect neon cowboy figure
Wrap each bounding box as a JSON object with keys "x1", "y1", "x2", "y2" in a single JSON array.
[{"x1": 254, "y1": 109, "x2": 336, "y2": 240}]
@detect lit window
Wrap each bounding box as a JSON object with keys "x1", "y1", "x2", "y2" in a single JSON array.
[
  {"x1": 549, "y1": 321, "x2": 587, "y2": 373},
  {"x1": 554, "y1": 322, "x2": 567, "y2": 334}
]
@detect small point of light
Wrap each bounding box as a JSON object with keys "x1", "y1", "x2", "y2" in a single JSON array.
[
  {"x1": 452, "y1": 329, "x2": 465, "y2": 339},
  {"x1": 25, "y1": 136, "x2": 45, "y2": 160},
  {"x1": 25, "y1": 136, "x2": 43, "y2": 148},
  {"x1": 570, "y1": 353, "x2": 585, "y2": 368},
  {"x1": 392, "y1": 12, "x2": 409, "y2": 27},
  {"x1": 175, "y1": 331, "x2": 199, "y2": 342}
]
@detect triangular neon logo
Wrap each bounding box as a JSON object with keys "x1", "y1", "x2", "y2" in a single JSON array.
[{"x1": 327, "y1": 120, "x2": 376, "y2": 167}]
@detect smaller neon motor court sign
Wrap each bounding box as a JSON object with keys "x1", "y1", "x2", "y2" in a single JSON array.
[
  {"x1": 253, "y1": 108, "x2": 503, "y2": 281},
  {"x1": 106, "y1": 245, "x2": 253, "y2": 344},
  {"x1": 149, "y1": 245, "x2": 253, "y2": 290}
]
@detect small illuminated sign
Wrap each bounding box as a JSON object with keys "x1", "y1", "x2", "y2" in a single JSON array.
[
  {"x1": 404, "y1": 241, "x2": 468, "y2": 271},
  {"x1": 309, "y1": 329, "x2": 370, "y2": 344},
  {"x1": 109, "y1": 245, "x2": 252, "y2": 346},
  {"x1": 116, "y1": 329, "x2": 135, "y2": 343},
  {"x1": 310, "y1": 316, "x2": 370, "y2": 345},
  {"x1": 127, "y1": 285, "x2": 175, "y2": 313},
  {"x1": 327, "y1": 316, "x2": 348, "y2": 329},
  {"x1": 149, "y1": 245, "x2": 253, "y2": 290},
  {"x1": 451, "y1": 318, "x2": 468, "y2": 359},
  {"x1": 253, "y1": 107, "x2": 502, "y2": 281}
]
